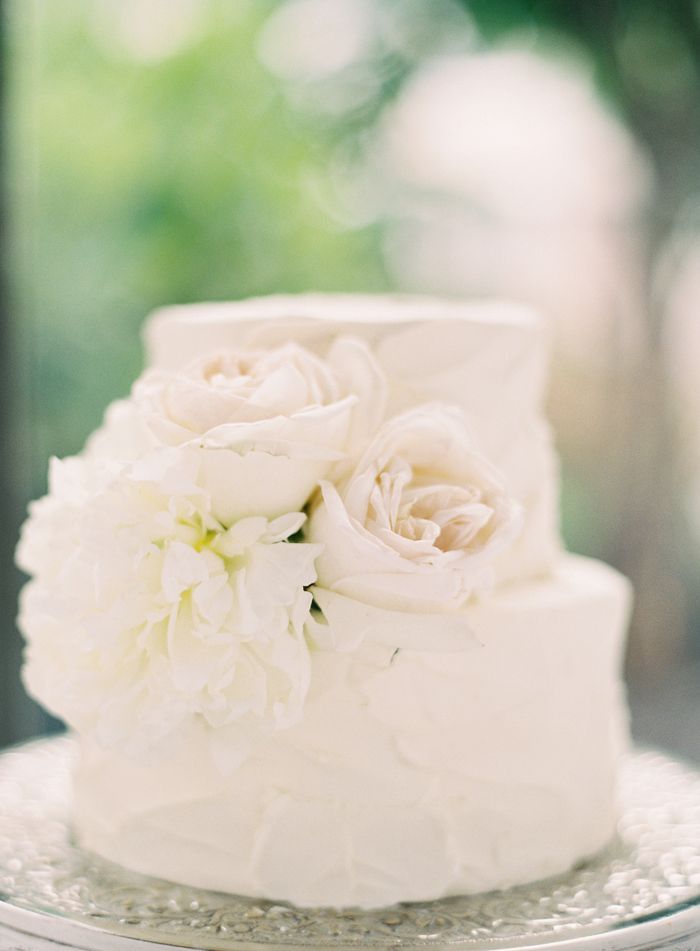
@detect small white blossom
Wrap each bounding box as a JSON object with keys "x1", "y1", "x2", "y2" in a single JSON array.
[{"x1": 17, "y1": 448, "x2": 320, "y2": 763}]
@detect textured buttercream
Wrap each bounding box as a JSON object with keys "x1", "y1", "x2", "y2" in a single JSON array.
[{"x1": 75, "y1": 556, "x2": 630, "y2": 909}]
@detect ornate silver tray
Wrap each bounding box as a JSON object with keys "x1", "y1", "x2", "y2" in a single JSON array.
[{"x1": 1, "y1": 738, "x2": 700, "y2": 951}]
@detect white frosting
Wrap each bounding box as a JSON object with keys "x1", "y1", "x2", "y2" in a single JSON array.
[
  {"x1": 74, "y1": 555, "x2": 631, "y2": 909},
  {"x1": 145, "y1": 295, "x2": 561, "y2": 585}
]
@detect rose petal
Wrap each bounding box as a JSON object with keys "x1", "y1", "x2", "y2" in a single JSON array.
[
  {"x1": 200, "y1": 449, "x2": 327, "y2": 524},
  {"x1": 308, "y1": 586, "x2": 480, "y2": 652}
]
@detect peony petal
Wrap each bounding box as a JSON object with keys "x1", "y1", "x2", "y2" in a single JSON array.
[
  {"x1": 214, "y1": 517, "x2": 269, "y2": 557},
  {"x1": 193, "y1": 574, "x2": 234, "y2": 629},
  {"x1": 264, "y1": 511, "x2": 307, "y2": 543},
  {"x1": 161, "y1": 542, "x2": 210, "y2": 603},
  {"x1": 246, "y1": 542, "x2": 321, "y2": 611}
]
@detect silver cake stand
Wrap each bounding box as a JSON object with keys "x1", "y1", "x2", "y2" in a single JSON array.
[{"x1": 1, "y1": 738, "x2": 700, "y2": 951}]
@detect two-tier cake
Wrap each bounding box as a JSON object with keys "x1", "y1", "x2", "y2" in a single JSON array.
[{"x1": 17, "y1": 295, "x2": 631, "y2": 909}]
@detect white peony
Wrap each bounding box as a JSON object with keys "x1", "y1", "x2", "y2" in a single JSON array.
[
  {"x1": 307, "y1": 405, "x2": 522, "y2": 650},
  {"x1": 17, "y1": 448, "x2": 321, "y2": 765},
  {"x1": 91, "y1": 338, "x2": 386, "y2": 525}
]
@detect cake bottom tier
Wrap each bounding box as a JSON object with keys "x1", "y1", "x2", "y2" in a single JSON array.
[{"x1": 74, "y1": 555, "x2": 631, "y2": 910}]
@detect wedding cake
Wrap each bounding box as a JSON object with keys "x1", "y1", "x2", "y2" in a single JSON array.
[{"x1": 17, "y1": 295, "x2": 631, "y2": 909}]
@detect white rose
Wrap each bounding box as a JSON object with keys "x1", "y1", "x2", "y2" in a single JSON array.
[
  {"x1": 307, "y1": 405, "x2": 522, "y2": 650},
  {"x1": 17, "y1": 448, "x2": 321, "y2": 767},
  {"x1": 120, "y1": 338, "x2": 386, "y2": 524}
]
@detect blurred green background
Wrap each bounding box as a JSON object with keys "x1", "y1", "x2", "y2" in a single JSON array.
[{"x1": 2, "y1": 0, "x2": 700, "y2": 752}]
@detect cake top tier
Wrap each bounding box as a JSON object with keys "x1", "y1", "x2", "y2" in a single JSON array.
[
  {"x1": 147, "y1": 294, "x2": 540, "y2": 324},
  {"x1": 146, "y1": 294, "x2": 543, "y2": 369}
]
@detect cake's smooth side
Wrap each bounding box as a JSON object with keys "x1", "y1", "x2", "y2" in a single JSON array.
[
  {"x1": 74, "y1": 555, "x2": 630, "y2": 910},
  {"x1": 145, "y1": 295, "x2": 561, "y2": 585}
]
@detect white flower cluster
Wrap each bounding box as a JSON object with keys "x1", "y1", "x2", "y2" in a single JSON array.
[{"x1": 17, "y1": 336, "x2": 522, "y2": 761}]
